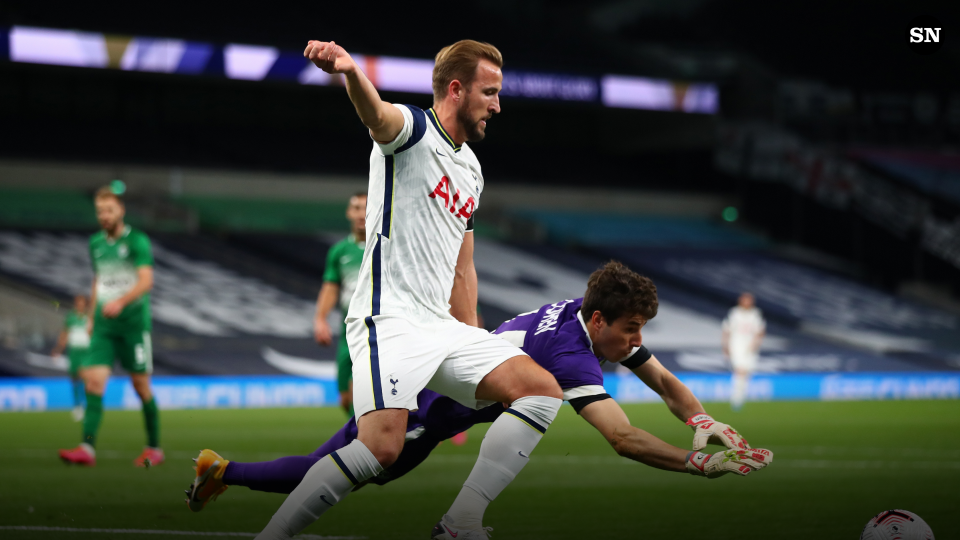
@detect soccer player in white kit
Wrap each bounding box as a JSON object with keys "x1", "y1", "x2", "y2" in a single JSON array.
[
  {"x1": 721, "y1": 292, "x2": 766, "y2": 411},
  {"x1": 254, "y1": 40, "x2": 563, "y2": 540}
]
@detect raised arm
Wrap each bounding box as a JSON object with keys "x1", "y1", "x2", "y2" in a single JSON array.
[
  {"x1": 304, "y1": 41, "x2": 404, "y2": 143},
  {"x1": 448, "y1": 232, "x2": 478, "y2": 326}
]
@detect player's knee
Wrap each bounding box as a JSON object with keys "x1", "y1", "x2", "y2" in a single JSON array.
[
  {"x1": 366, "y1": 441, "x2": 402, "y2": 468},
  {"x1": 514, "y1": 374, "x2": 562, "y2": 401}
]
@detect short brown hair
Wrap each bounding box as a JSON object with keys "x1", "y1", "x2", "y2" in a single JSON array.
[
  {"x1": 433, "y1": 40, "x2": 503, "y2": 103},
  {"x1": 94, "y1": 186, "x2": 123, "y2": 204},
  {"x1": 581, "y1": 261, "x2": 658, "y2": 324}
]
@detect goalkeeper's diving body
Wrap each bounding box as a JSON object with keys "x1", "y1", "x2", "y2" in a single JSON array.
[{"x1": 186, "y1": 262, "x2": 773, "y2": 519}]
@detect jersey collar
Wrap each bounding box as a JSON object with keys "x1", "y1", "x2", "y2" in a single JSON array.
[
  {"x1": 427, "y1": 108, "x2": 462, "y2": 153},
  {"x1": 105, "y1": 224, "x2": 131, "y2": 244},
  {"x1": 576, "y1": 309, "x2": 598, "y2": 356},
  {"x1": 347, "y1": 233, "x2": 365, "y2": 247}
]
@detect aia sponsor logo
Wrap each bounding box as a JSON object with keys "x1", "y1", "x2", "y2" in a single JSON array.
[{"x1": 429, "y1": 176, "x2": 475, "y2": 221}]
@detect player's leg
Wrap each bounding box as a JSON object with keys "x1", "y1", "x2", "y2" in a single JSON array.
[
  {"x1": 729, "y1": 347, "x2": 755, "y2": 412},
  {"x1": 256, "y1": 316, "x2": 439, "y2": 539},
  {"x1": 68, "y1": 351, "x2": 85, "y2": 422},
  {"x1": 224, "y1": 418, "x2": 361, "y2": 495},
  {"x1": 428, "y1": 330, "x2": 563, "y2": 536},
  {"x1": 59, "y1": 328, "x2": 115, "y2": 465},
  {"x1": 335, "y1": 325, "x2": 353, "y2": 416},
  {"x1": 121, "y1": 329, "x2": 162, "y2": 466}
]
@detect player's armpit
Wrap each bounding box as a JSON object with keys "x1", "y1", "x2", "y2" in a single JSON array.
[{"x1": 368, "y1": 103, "x2": 406, "y2": 145}]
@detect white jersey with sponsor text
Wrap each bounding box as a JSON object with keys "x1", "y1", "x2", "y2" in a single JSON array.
[{"x1": 347, "y1": 104, "x2": 481, "y2": 323}]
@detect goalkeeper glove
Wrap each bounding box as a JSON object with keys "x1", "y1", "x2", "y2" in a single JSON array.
[
  {"x1": 686, "y1": 413, "x2": 750, "y2": 451},
  {"x1": 685, "y1": 448, "x2": 773, "y2": 478}
]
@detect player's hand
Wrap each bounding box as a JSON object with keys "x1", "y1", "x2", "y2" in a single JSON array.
[
  {"x1": 314, "y1": 318, "x2": 333, "y2": 346},
  {"x1": 685, "y1": 448, "x2": 773, "y2": 478},
  {"x1": 304, "y1": 41, "x2": 356, "y2": 75},
  {"x1": 102, "y1": 300, "x2": 124, "y2": 318},
  {"x1": 87, "y1": 319, "x2": 94, "y2": 335},
  {"x1": 686, "y1": 413, "x2": 751, "y2": 451}
]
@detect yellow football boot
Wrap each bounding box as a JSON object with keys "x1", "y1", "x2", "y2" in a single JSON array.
[{"x1": 185, "y1": 449, "x2": 229, "y2": 512}]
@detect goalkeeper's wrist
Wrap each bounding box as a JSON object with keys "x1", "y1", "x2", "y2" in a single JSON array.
[
  {"x1": 685, "y1": 450, "x2": 710, "y2": 476},
  {"x1": 685, "y1": 412, "x2": 712, "y2": 430}
]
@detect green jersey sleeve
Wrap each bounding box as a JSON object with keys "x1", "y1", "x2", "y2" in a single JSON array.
[
  {"x1": 131, "y1": 231, "x2": 154, "y2": 267},
  {"x1": 323, "y1": 243, "x2": 342, "y2": 284}
]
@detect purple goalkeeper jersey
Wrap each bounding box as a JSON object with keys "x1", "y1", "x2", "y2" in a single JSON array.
[{"x1": 493, "y1": 297, "x2": 608, "y2": 403}]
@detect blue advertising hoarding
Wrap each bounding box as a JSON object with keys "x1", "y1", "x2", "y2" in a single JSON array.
[{"x1": 1, "y1": 372, "x2": 957, "y2": 412}]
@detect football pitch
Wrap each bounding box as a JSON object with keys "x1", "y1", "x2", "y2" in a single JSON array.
[{"x1": 0, "y1": 400, "x2": 957, "y2": 540}]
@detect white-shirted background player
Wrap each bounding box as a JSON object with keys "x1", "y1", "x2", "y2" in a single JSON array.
[{"x1": 722, "y1": 292, "x2": 766, "y2": 411}]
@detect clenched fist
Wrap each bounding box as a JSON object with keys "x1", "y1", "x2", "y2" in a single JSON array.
[{"x1": 304, "y1": 40, "x2": 357, "y2": 75}]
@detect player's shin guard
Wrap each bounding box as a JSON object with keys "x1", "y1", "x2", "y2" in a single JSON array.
[
  {"x1": 255, "y1": 440, "x2": 382, "y2": 540},
  {"x1": 447, "y1": 395, "x2": 562, "y2": 530}
]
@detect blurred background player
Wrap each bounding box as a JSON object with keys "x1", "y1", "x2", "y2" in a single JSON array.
[
  {"x1": 722, "y1": 292, "x2": 766, "y2": 411},
  {"x1": 58, "y1": 186, "x2": 162, "y2": 468},
  {"x1": 51, "y1": 294, "x2": 92, "y2": 422},
  {"x1": 313, "y1": 192, "x2": 367, "y2": 416}
]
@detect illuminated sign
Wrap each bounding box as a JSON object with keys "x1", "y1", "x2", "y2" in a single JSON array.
[{"x1": 5, "y1": 26, "x2": 718, "y2": 114}]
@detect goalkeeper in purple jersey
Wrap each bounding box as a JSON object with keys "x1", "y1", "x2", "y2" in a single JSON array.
[{"x1": 186, "y1": 262, "x2": 772, "y2": 512}]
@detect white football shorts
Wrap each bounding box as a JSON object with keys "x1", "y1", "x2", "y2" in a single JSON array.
[
  {"x1": 729, "y1": 341, "x2": 758, "y2": 372},
  {"x1": 347, "y1": 314, "x2": 525, "y2": 418}
]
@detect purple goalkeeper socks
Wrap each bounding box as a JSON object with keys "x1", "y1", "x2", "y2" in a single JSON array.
[{"x1": 223, "y1": 456, "x2": 323, "y2": 494}]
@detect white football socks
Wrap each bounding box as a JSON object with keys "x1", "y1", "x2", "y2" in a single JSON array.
[
  {"x1": 256, "y1": 440, "x2": 382, "y2": 540},
  {"x1": 446, "y1": 395, "x2": 562, "y2": 531},
  {"x1": 731, "y1": 373, "x2": 750, "y2": 410}
]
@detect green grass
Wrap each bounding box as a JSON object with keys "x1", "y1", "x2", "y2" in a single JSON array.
[{"x1": 1, "y1": 401, "x2": 958, "y2": 539}]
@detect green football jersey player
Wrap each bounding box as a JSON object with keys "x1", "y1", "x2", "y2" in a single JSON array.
[
  {"x1": 51, "y1": 294, "x2": 92, "y2": 422},
  {"x1": 59, "y1": 186, "x2": 163, "y2": 468},
  {"x1": 314, "y1": 192, "x2": 366, "y2": 415}
]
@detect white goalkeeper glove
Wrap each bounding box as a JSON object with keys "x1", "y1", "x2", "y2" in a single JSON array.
[
  {"x1": 685, "y1": 448, "x2": 773, "y2": 478},
  {"x1": 686, "y1": 413, "x2": 750, "y2": 451}
]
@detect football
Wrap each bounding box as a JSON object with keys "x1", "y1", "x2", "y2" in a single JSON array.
[{"x1": 860, "y1": 510, "x2": 934, "y2": 540}]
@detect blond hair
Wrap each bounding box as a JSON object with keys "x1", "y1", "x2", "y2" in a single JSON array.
[
  {"x1": 432, "y1": 40, "x2": 503, "y2": 103},
  {"x1": 94, "y1": 186, "x2": 123, "y2": 204}
]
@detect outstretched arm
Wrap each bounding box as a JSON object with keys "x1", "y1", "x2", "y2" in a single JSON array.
[
  {"x1": 304, "y1": 41, "x2": 404, "y2": 143},
  {"x1": 631, "y1": 352, "x2": 751, "y2": 451},
  {"x1": 579, "y1": 398, "x2": 688, "y2": 472},
  {"x1": 632, "y1": 355, "x2": 704, "y2": 422},
  {"x1": 578, "y1": 398, "x2": 771, "y2": 477}
]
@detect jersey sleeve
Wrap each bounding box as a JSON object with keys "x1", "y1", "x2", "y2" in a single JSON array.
[
  {"x1": 757, "y1": 310, "x2": 766, "y2": 332},
  {"x1": 619, "y1": 345, "x2": 652, "y2": 370},
  {"x1": 465, "y1": 214, "x2": 475, "y2": 232},
  {"x1": 322, "y1": 243, "x2": 342, "y2": 284},
  {"x1": 132, "y1": 233, "x2": 154, "y2": 267},
  {"x1": 375, "y1": 104, "x2": 427, "y2": 155}
]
